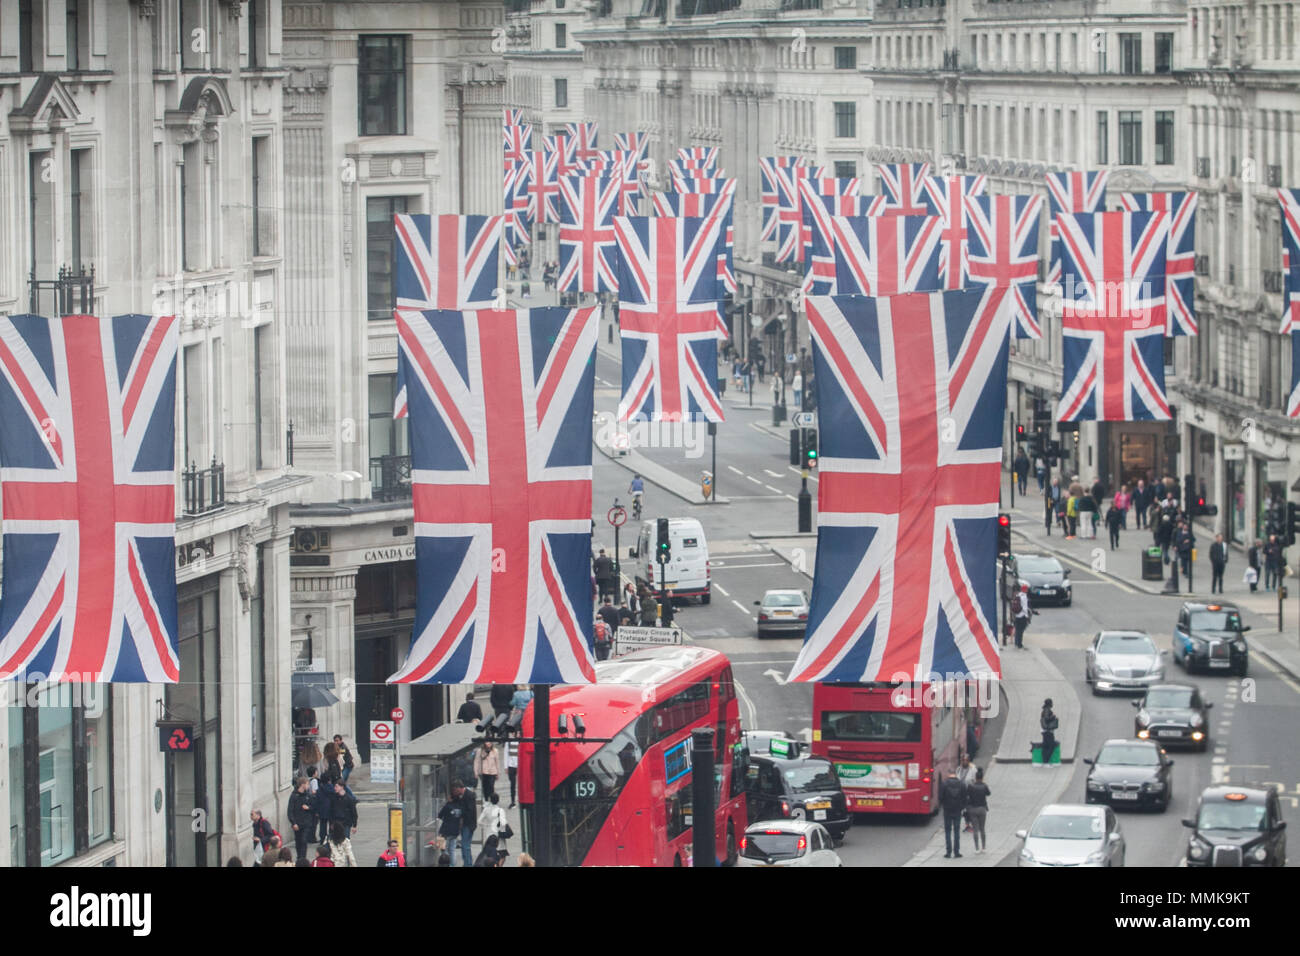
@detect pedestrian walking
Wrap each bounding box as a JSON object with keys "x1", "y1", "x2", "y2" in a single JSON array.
[
  {"x1": 1012, "y1": 584, "x2": 1032, "y2": 649},
  {"x1": 504, "y1": 740, "x2": 519, "y2": 808},
  {"x1": 1175, "y1": 522, "x2": 1196, "y2": 580},
  {"x1": 274, "y1": 847, "x2": 295, "y2": 868},
  {"x1": 616, "y1": 602, "x2": 635, "y2": 631},
  {"x1": 597, "y1": 595, "x2": 620, "y2": 635},
  {"x1": 288, "y1": 777, "x2": 317, "y2": 866},
  {"x1": 623, "y1": 582, "x2": 638, "y2": 615},
  {"x1": 315, "y1": 773, "x2": 333, "y2": 842},
  {"x1": 1090, "y1": 476, "x2": 1105, "y2": 511},
  {"x1": 310, "y1": 844, "x2": 335, "y2": 867},
  {"x1": 1014, "y1": 448, "x2": 1030, "y2": 495},
  {"x1": 490, "y1": 683, "x2": 515, "y2": 719},
  {"x1": 593, "y1": 548, "x2": 616, "y2": 600},
  {"x1": 510, "y1": 684, "x2": 534, "y2": 723},
  {"x1": 1105, "y1": 504, "x2": 1123, "y2": 550},
  {"x1": 1113, "y1": 485, "x2": 1131, "y2": 529},
  {"x1": 1065, "y1": 492, "x2": 1079, "y2": 538},
  {"x1": 1077, "y1": 492, "x2": 1097, "y2": 539},
  {"x1": 479, "y1": 792, "x2": 512, "y2": 855},
  {"x1": 965, "y1": 769, "x2": 991, "y2": 853},
  {"x1": 457, "y1": 692, "x2": 483, "y2": 723},
  {"x1": 1035, "y1": 456, "x2": 1046, "y2": 492},
  {"x1": 1265, "y1": 535, "x2": 1282, "y2": 591},
  {"x1": 1040, "y1": 698, "x2": 1059, "y2": 765},
  {"x1": 250, "y1": 809, "x2": 278, "y2": 865},
  {"x1": 593, "y1": 615, "x2": 612, "y2": 661},
  {"x1": 438, "y1": 780, "x2": 478, "y2": 867},
  {"x1": 328, "y1": 779, "x2": 358, "y2": 836},
  {"x1": 956, "y1": 753, "x2": 976, "y2": 833},
  {"x1": 638, "y1": 587, "x2": 658, "y2": 626},
  {"x1": 473, "y1": 740, "x2": 500, "y2": 801},
  {"x1": 332, "y1": 735, "x2": 355, "y2": 783},
  {"x1": 377, "y1": 839, "x2": 407, "y2": 867},
  {"x1": 939, "y1": 770, "x2": 966, "y2": 858},
  {"x1": 327, "y1": 822, "x2": 357, "y2": 868},
  {"x1": 1133, "y1": 479, "x2": 1149, "y2": 529}
]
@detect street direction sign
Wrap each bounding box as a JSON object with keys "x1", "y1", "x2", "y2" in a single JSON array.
[
  {"x1": 792, "y1": 412, "x2": 816, "y2": 427},
  {"x1": 613, "y1": 625, "x2": 682, "y2": 657},
  {"x1": 608, "y1": 506, "x2": 627, "y2": 527}
]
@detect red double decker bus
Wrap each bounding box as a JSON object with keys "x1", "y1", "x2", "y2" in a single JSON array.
[
  {"x1": 519, "y1": 645, "x2": 747, "y2": 866},
  {"x1": 811, "y1": 682, "x2": 989, "y2": 816}
]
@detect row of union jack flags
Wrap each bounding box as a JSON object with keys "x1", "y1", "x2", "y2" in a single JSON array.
[{"x1": 1277, "y1": 189, "x2": 1300, "y2": 416}]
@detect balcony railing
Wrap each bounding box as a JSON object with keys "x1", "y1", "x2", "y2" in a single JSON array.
[
  {"x1": 29, "y1": 265, "x2": 95, "y2": 316},
  {"x1": 370, "y1": 454, "x2": 412, "y2": 502},
  {"x1": 182, "y1": 458, "x2": 227, "y2": 517},
  {"x1": 676, "y1": 0, "x2": 740, "y2": 15}
]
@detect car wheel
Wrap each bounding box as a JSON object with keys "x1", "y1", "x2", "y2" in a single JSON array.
[
  {"x1": 1062, "y1": 596, "x2": 1072, "y2": 607},
  {"x1": 1198, "y1": 737, "x2": 1209, "y2": 753},
  {"x1": 701, "y1": 593, "x2": 711, "y2": 606},
  {"x1": 756, "y1": 628, "x2": 766, "y2": 639},
  {"x1": 1236, "y1": 661, "x2": 1248, "y2": 678},
  {"x1": 724, "y1": 821, "x2": 738, "y2": 866},
  {"x1": 1090, "y1": 683, "x2": 1101, "y2": 697}
]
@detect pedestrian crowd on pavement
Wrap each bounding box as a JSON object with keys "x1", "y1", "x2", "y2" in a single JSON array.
[{"x1": 938, "y1": 753, "x2": 993, "y2": 859}]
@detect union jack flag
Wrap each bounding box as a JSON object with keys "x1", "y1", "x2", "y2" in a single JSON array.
[
  {"x1": 921, "y1": 175, "x2": 988, "y2": 290},
  {"x1": 676, "y1": 146, "x2": 719, "y2": 171},
  {"x1": 1120, "y1": 191, "x2": 1198, "y2": 336},
  {"x1": 965, "y1": 194, "x2": 1044, "y2": 338},
  {"x1": 545, "y1": 133, "x2": 584, "y2": 178},
  {"x1": 505, "y1": 108, "x2": 527, "y2": 127},
  {"x1": 797, "y1": 178, "x2": 872, "y2": 295},
  {"x1": 1278, "y1": 189, "x2": 1300, "y2": 302},
  {"x1": 876, "y1": 163, "x2": 933, "y2": 216},
  {"x1": 523, "y1": 149, "x2": 561, "y2": 224},
  {"x1": 830, "y1": 214, "x2": 943, "y2": 297},
  {"x1": 0, "y1": 312, "x2": 180, "y2": 682},
  {"x1": 1045, "y1": 169, "x2": 1110, "y2": 284},
  {"x1": 564, "y1": 121, "x2": 599, "y2": 161},
  {"x1": 1056, "y1": 210, "x2": 1171, "y2": 422},
  {"x1": 587, "y1": 150, "x2": 639, "y2": 214},
  {"x1": 618, "y1": 298, "x2": 727, "y2": 423},
  {"x1": 557, "y1": 175, "x2": 620, "y2": 293},
  {"x1": 1284, "y1": 269, "x2": 1300, "y2": 339},
  {"x1": 394, "y1": 214, "x2": 503, "y2": 311},
  {"x1": 669, "y1": 171, "x2": 731, "y2": 193},
  {"x1": 389, "y1": 307, "x2": 598, "y2": 685},
  {"x1": 502, "y1": 163, "x2": 533, "y2": 266},
  {"x1": 759, "y1": 156, "x2": 806, "y2": 244},
  {"x1": 612, "y1": 131, "x2": 650, "y2": 173},
  {"x1": 615, "y1": 214, "x2": 728, "y2": 311},
  {"x1": 787, "y1": 290, "x2": 1007, "y2": 683},
  {"x1": 503, "y1": 123, "x2": 532, "y2": 171},
  {"x1": 652, "y1": 184, "x2": 736, "y2": 296},
  {"x1": 776, "y1": 164, "x2": 819, "y2": 263},
  {"x1": 1290, "y1": 324, "x2": 1300, "y2": 418}
]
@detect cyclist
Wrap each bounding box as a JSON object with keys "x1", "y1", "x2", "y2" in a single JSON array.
[{"x1": 628, "y1": 475, "x2": 645, "y2": 518}]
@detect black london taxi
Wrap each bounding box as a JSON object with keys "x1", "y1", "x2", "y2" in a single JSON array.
[
  {"x1": 1183, "y1": 786, "x2": 1287, "y2": 867},
  {"x1": 741, "y1": 734, "x2": 850, "y2": 843}
]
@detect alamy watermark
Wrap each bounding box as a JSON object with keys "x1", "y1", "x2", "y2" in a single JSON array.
[{"x1": 594, "y1": 411, "x2": 707, "y2": 459}]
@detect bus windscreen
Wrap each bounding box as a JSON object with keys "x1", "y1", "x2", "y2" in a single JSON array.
[{"x1": 821, "y1": 711, "x2": 922, "y2": 743}]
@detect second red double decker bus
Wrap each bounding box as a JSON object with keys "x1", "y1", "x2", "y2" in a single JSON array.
[{"x1": 519, "y1": 645, "x2": 747, "y2": 866}]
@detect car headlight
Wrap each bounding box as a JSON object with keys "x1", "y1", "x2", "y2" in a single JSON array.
[
  {"x1": 1252, "y1": 845, "x2": 1269, "y2": 862},
  {"x1": 1085, "y1": 850, "x2": 1106, "y2": 865},
  {"x1": 1190, "y1": 713, "x2": 1203, "y2": 728},
  {"x1": 1142, "y1": 780, "x2": 1164, "y2": 792},
  {"x1": 1087, "y1": 780, "x2": 1106, "y2": 791},
  {"x1": 1096, "y1": 661, "x2": 1113, "y2": 674},
  {"x1": 1233, "y1": 640, "x2": 1248, "y2": 652},
  {"x1": 1136, "y1": 710, "x2": 1151, "y2": 727},
  {"x1": 1020, "y1": 847, "x2": 1036, "y2": 863},
  {"x1": 1188, "y1": 842, "x2": 1208, "y2": 860}
]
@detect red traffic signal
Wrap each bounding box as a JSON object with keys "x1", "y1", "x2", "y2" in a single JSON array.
[
  {"x1": 1015, "y1": 424, "x2": 1027, "y2": 439},
  {"x1": 997, "y1": 513, "x2": 1012, "y2": 556},
  {"x1": 997, "y1": 514, "x2": 1011, "y2": 527}
]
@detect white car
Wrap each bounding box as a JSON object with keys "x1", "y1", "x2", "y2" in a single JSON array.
[
  {"x1": 1016, "y1": 804, "x2": 1126, "y2": 867},
  {"x1": 1085, "y1": 630, "x2": 1166, "y2": 695},
  {"x1": 737, "y1": 820, "x2": 841, "y2": 867}
]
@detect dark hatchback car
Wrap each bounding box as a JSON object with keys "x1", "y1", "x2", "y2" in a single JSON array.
[
  {"x1": 743, "y1": 744, "x2": 850, "y2": 842},
  {"x1": 1173, "y1": 602, "x2": 1250, "y2": 676},
  {"x1": 1084, "y1": 739, "x2": 1175, "y2": 812},
  {"x1": 1183, "y1": 786, "x2": 1288, "y2": 867},
  {"x1": 1014, "y1": 554, "x2": 1072, "y2": 607},
  {"x1": 1133, "y1": 684, "x2": 1212, "y2": 751}
]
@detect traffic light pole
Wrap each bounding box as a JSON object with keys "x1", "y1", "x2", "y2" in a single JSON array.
[
  {"x1": 533, "y1": 685, "x2": 551, "y2": 867},
  {"x1": 1009, "y1": 412, "x2": 1015, "y2": 510}
]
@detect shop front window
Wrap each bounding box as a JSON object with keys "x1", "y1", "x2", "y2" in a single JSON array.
[
  {"x1": 38, "y1": 694, "x2": 76, "y2": 865},
  {"x1": 1226, "y1": 460, "x2": 1245, "y2": 545}
]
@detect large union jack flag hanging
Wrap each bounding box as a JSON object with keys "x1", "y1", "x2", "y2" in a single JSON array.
[
  {"x1": 1279, "y1": 190, "x2": 1300, "y2": 333},
  {"x1": 1046, "y1": 169, "x2": 1110, "y2": 285},
  {"x1": 617, "y1": 299, "x2": 727, "y2": 423},
  {"x1": 545, "y1": 133, "x2": 584, "y2": 179},
  {"x1": 615, "y1": 213, "x2": 728, "y2": 309},
  {"x1": 652, "y1": 183, "x2": 736, "y2": 298},
  {"x1": 1290, "y1": 324, "x2": 1300, "y2": 418},
  {"x1": 390, "y1": 307, "x2": 598, "y2": 684},
  {"x1": 759, "y1": 156, "x2": 806, "y2": 245},
  {"x1": 921, "y1": 174, "x2": 988, "y2": 290},
  {"x1": 557, "y1": 175, "x2": 620, "y2": 293},
  {"x1": 1056, "y1": 210, "x2": 1170, "y2": 422},
  {"x1": 965, "y1": 194, "x2": 1044, "y2": 339},
  {"x1": 830, "y1": 213, "x2": 943, "y2": 297},
  {"x1": 395, "y1": 214, "x2": 503, "y2": 311},
  {"x1": 0, "y1": 313, "x2": 179, "y2": 682},
  {"x1": 787, "y1": 290, "x2": 1007, "y2": 683},
  {"x1": 1120, "y1": 191, "x2": 1198, "y2": 336},
  {"x1": 876, "y1": 162, "x2": 933, "y2": 216},
  {"x1": 523, "y1": 149, "x2": 561, "y2": 224},
  {"x1": 504, "y1": 122, "x2": 532, "y2": 172},
  {"x1": 676, "y1": 146, "x2": 719, "y2": 171},
  {"x1": 564, "y1": 121, "x2": 599, "y2": 161},
  {"x1": 798, "y1": 178, "x2": 880, "y2": 295}
]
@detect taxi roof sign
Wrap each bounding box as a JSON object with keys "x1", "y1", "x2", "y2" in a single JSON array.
[
  {"x1": 769, "y1": 738, "x2": 800, "y2": 758},
  {"x1": 1224, "y1": 792, "x2": 1248, "y2": 801}
]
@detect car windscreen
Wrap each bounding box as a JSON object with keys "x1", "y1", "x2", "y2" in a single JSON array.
[
  {"x1": 1198, "y1": 802, "x2": 1267, "y2": 831},
  {"x1": 763, "y1": 593, "x2": 804, "y2": 607},
  {"x1": 1028, "y1": 813, "x2": 1102, "y2": 840},
  {"x1": 1145, "y1": 688, "x2": 1194, "y2": 708},
  {"x1": 1016, "y1": 557, "x2": 1060, "y2": 574},
  {"x1": 1189, "y1": 610, "x2": 1241, "y2": 632},
  {"x1": 821, "y1": 711, "x2": 921, "y2": 743},
  {"x1": 743, "y1": 832, "x2": 804, "y2": 861},
  {"x1": 784, "y1": 762, "x2": 840, "y2": 794},
  {"x1": 1097, "y1": 634, "x2": 1155, "y2": 655},
  {"x1": 1096, "y1": 743, "x2": 1160, "y2": 766}
]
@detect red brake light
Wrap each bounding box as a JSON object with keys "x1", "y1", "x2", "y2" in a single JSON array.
[
  {"x1": 797, "y1": 835, "x2": 807, "y2": 851},
  {"x1": 758, "y1": 613, "x2": 768, "y2": 621},
  {"x1": 797, "y1": 612, "x2": 808, "y2": 620},
  {"x1": 739, "y1": 836, "x2": 747, "y2": 850},
  {"x1": 780, "y1": 800, "x2": 790, "y2": 816},
  {"x1": 763, "y1": 829, "x2": 783, "y2": 835}
]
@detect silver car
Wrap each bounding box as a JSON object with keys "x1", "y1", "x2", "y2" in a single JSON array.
[
  {"x1": 738, "y1": 820, "x2": 842, "y2": 867},
  {"x1": 1085, "y1": 630, "x2": 1166, "y2": 695},
  {"x1": 755, "y1": 589, "x2": 810, "y2": 638},
  {"x1": 1017, "y1": 804, "x2": 1126, "y2": 867}
]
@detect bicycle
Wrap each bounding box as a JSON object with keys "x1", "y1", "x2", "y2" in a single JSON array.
[{"x1": 631, "y1": 493, "x2": 643, "y2": 521}]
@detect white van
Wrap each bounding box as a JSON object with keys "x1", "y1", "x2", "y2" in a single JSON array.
[{"x1": 630, "y1": 517, "x2": 711, "y2": 604}]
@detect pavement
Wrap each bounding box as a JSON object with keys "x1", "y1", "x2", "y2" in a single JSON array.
[{"x1": 1000, "y1": 473, "x2": 1300, "y2": 683}]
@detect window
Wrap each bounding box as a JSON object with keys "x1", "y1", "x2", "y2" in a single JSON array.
[
  {"x1": 29, "y1": 151, "x2": 54, "y2": 284},
  {"x1": 1097, "y1": 38, "x2": 1107, "y2": 73},
  {"x1": 250, "y1": 544, "x2": 267, "y2": 754},
  {"x1": 557, "y1": 0, "x2": 566, "y2": 6},
  {"x1": 1119, "y1": 33, "x2": 1141, "y2": 73},
  {"x1": 1096, "y1": 111, "x2": 1109, "y2": 165},
  {"x1": 1154, "y1": 111, "x2": 1174, "y2": 165},
  {"x1": 835, "y1": 46, "x2": 857, "y2": 69},
  {"x1": 358, "y1": 36, "x2": 408, "y2": 136},
  {"x1": 252, "y1": 136, "x2": 272, "y2": 256},
  {"x1": 367, "y1": 196, "x2": 408, "y2": 321},
  {"x1": 555, "y1": 77, "x2": 569, "y2": 109},
  {"x1": 179, "y1": 0, "x2": 204, "y2": 70},
  {"x1": 69, "y1": 149, "x2": 93, "y2": 272},
  {"x1": 1118, "y1": 111, "x2": 1142, "y2": 165},
  {"x1": 253, "y1": 324, "x2": 277, "y2": 468},
  {"x1": 19, "y1": 0, "x2": 36, "y2": 72},
  {"x1": 833, "y1": 160, "x2": 857, "y2": 178},
  {"x1": 1155, "y1": 32, "x2": 1173, "y2": 72},
  {"x1": 181, "y1": 141, "x2": 203, "y2": 270},
  {"x1": 555, "y1": 23, "x2": 566, "y2": 48},
  {"x1": 248, "y1": 0, "x2": 262, "y2": 68},
  {"x1": 369, "y1": 372, "x2": 410, "y2": 463},
  {"x1": 833, "y1": 101, "x2": 857, "y2": 138},
  {"x1": 67, "y1": 0, "x2": 89, "y2": 71}
]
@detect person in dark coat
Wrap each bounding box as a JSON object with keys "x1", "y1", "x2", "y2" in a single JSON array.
[
  {"x1": 490, "y1": 683, "x2": 515, "y2": 719},
  {"x1": 593, "y1": 548, "x2": 616, "y2": 600},
  {"x1": 1132, "y1": 479, "x2": 1150, "y2": 528},
  {"x1": 1264, "y1": 535, "x2": 1283, "y2": 591},
  {"x1": 1013, "y1": 449, "x2": 1030, "y2": 495},
  {"x1": 1174, "y1": 521, "x2": 1196, "y2": 580},
  {"x1": 287, "y1": 777, "x2": 317, "y2": 866},
  {"x1": 1105, "y1": 504, "x2": 1123, "y2": 550},
  {"x1": 1209, "y1": 534, "x2": 1227, "y2": 594},
  {"x1": 1090, "y1": 477, "x2": 1105, "y2": 511},
  {"x1": 1040, "y1": 699, "x2": 1059, "y2": 765},
  {"x1": 617, "y1": 603, "x2": 635, "y2": 629},
  {"x1": 457, "y1": 692, "x2": 483, "y2": 723},
  {"x1": 328, "y1": 780, "x2": 358, "y2": 836},
  {"x1": 597, "y1": 596, "x2": 620, "y2": 636},
  {"x1": 438, "y1": 780, "x2": 478, "y2": 867},
  {"x1": 938, "y1": 770, "x2": 967, "y2": 859},
  {"x1": 315, "y1": 775, "x2": 333, "y2": 843}
]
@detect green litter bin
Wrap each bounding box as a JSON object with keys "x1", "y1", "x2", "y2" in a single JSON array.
[
  {"x1": 1031, "y1": 742, "x2": 1061, "y2": 765},
  {"x1": 1141, "y1": 547, "x2": 1164, "y2": 581}
]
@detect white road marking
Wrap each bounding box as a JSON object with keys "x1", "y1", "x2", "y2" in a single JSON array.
[
  {"x1": 734, "y1": 677, "x2": 759, "y2": 730},
  {"x1": 732, "y1": 599, "x2": 755, "y2": 617},
  {"x1": 790, "y1": 466, "x2": 818, "y2": 482},
  {"x1": 765, "y1": 484, "x2": 785, "y2": 494},
  {"x1": 727, "y1": 465, "x2": 745, "y2": 475},
  {"x1": 764, "y1": 469, "x2": 784, "y2": 479},
  {"x1": 746, "y1": 475, "x2": 763, "y2": 485},
  {"x1": 786, "y1": 494, "x2": 798, "y2": 502},
  {"x1": 763, "y1": 668, "x2": 789, "y2": 686},
  {"x1": 724, "y1": 494, "x2": 787, "y2": 500},
  {"x1": 729, "y1": 659, "x2": 802, "y2": 665},
  {"x1": 713, "y1": 583, "x2": 730, "y2": 597},
  {"x1": 711, "y1": 561, "x2": 790, "y2": 569}
]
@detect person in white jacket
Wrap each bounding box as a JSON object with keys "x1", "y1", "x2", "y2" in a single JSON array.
[{"x1": 478, "y1": 792, "x2": 510, "y2": 856}]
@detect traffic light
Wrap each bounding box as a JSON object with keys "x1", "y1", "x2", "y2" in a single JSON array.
[
  {"x1": 802, "y1": 428, "x2": 818, "y2": 469},
  {"x1": 1191, "y1": 496, "x2": 1218, "y2": 518},
  {"x1": 656, "y1": 517, "x2": 671, "y2": 564},
  {"x1": 1287, "y1": 502, "x2": 1300, "y2": 548},
  {"x1": 1026, "y1": 433, "x2": 1043, "y2": 458},
  {"x1": 1015, "y1": 423, "x2": 1027, "y2": 442},
  {"x1": 997, "y1": 513, "x2": 1011, "y2": 556}
]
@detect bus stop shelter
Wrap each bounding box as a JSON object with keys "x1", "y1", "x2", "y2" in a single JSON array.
[{"x1": 399, "y1": 720, "x2": 477, "y2": 865}]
